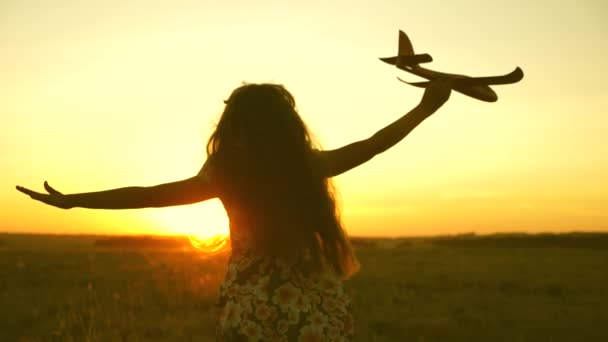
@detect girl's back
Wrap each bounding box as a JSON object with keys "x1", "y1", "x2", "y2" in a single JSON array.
[{"x1": 209, "y1": 147, "x2": 355, "y2": 341}]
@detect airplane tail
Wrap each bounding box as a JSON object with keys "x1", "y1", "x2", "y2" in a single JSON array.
[
  {"x1": 380, "y1": 30, "x2": 432, "y2": 66},
  {"x1": 398, "y1": 30, "x2": 415, "y2": 56}
]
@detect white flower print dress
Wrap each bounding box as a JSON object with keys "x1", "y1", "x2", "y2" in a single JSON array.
[{"x1": 215, "y1": 234, "x2": 354, "y2": 342}]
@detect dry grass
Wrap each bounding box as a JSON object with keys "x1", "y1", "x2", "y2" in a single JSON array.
[{"x1": 1, "y1": 233, "x2": 607, "y2": 341}]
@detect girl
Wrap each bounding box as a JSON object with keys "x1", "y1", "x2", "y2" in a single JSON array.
[{"x1": 17, "y1": 81, "x2": 451, "y2": 341}]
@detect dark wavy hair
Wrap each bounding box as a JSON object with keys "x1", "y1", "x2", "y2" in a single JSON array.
[{"x1": 207, "y1": 83, "x2": 359, "y2": 278}]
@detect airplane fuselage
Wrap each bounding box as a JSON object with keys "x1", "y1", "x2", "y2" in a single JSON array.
[{"x1": 405, "y1": 65, "x2": 498, "y2": 102}]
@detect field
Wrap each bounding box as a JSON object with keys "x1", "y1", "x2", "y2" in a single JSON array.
[{"x1": 2, "y1": 233, "x2": 608, "y2": 341}]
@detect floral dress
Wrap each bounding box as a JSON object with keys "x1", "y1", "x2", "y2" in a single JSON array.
[{"x1": 215, "y1": 233, "x2": 354, "y2": 342}]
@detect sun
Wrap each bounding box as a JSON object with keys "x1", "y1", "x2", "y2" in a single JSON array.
[{"x1": 150, "y1": 199, "x2": 230, "y2": 253}]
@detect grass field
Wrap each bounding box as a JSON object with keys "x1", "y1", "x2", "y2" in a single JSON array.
[{"x1": 2, "y1": 233, "x2": 608, "y2": 341}]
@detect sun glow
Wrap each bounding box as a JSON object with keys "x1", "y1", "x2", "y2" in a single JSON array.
[
  {"x1": 188, "y1": 234, "x2": 230, "y2": 254},
  {"x1": 149, "y1": 199, "x2": 231, "y2": 253}
]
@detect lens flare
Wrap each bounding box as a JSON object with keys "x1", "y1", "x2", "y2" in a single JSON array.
[
  {"x1": 148, "y1": 200, "x2": 231, "y2": 253},
  {"x1": 188, "y1": 233, "x2": 230, "y2": 254}
]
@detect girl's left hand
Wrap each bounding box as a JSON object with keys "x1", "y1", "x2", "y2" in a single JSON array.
[
  {"x1": 16, "y1": 181, "x2": 74, "y2": 209},
  {"x1": 417, "y1": 80, "x2": 452, "y2": 113}
]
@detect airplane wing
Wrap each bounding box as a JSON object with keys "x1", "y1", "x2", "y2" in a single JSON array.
[
  {"x1": 396, "y1": 77, "x2": 428, "y2": 88},
  {"x1": 379, "y1": 54, "x2": 433, "y2": 66},
  {"x1": 397, "y1": 67, "x2": 524, "y2": 87},
  {"x1": 454, "y1": 67, "x2": 524, "y2": 86}
]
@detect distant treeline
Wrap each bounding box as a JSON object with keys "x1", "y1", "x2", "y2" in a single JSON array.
[
  {"x1": 349, "y1": 233, "x2": 608, "y2": 249},
  {"x1": 350, "y1": 238, "x2": 378, "y2": 247},
  {"x1": 94, "y1": 236, "x2": 189, "y2": 248},
  {"x1": 425, "y1": 232, "x2": 608, "y2": 249},
  {"x1": 4, "y1": 232, "x2": 606, "y2": 250}
]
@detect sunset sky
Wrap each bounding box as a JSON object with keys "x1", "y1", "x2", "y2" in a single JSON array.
[{"x1": 2, "y1": 0, "x2": 607, "y2": 237}]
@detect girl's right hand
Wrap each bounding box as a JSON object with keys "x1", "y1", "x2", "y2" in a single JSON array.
[
  {"x1": 418, "y1": 80, "x2": 452, "y2": 113},
  {"x1": 16, "y1": 181, "x2": 74, "y2": 209}
]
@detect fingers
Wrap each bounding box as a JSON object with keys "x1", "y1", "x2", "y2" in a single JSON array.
[
  {"x1": 16, "y1": 183, "x2": 72, "y2": 209},
  {"x1": 418, "y1": 79, "x2": 452, "y2": 112},
  {"x1": 15, "y1": 185, "x2": 40, "y2": 197},
  {"x1": 16, "y1": 184, "x2": 50, "y2": 202},
  {"x1": 16, "y1": 181, "x2": 62, "y2": 197},
  {"x1": 429, "y1": 78, "x2": 453, "y2": 89},
  {"x1": 44, "y1": 181, "x2": 63, "y2": 195},
  {"x1": 431, "y1": 79, "x2": 453, "y2": 95},
  {"x1": 16, "y1": 185, "x2": 57, "y2": 205}
]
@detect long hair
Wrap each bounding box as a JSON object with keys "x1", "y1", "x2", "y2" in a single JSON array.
[{"x1": 207, "y1": 83, "x2": 359, "y2": 278}]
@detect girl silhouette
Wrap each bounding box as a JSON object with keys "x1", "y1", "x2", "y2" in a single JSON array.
[{"x1": 17, "y1": 81, "x2": 451, "y2": 341}]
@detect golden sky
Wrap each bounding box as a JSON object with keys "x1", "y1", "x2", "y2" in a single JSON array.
[{"x1": 2, "y1": 0, "x2": 607, "y2": 237}]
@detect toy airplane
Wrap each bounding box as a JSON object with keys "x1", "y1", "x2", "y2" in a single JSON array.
[{"x1": 380, "y1": 30, "x2": 524, "y2": 102}]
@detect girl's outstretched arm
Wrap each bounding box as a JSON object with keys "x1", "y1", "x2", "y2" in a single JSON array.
[
  {"x1": 317, "y1": 81, "x2": 452, "y2": 177},
  {"x1": 16, "y1": 159, "x2": 217, "y2": 210}
]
